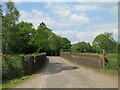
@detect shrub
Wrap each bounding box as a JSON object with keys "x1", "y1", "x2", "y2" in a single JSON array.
[
  {"x1": 2, "y1": 55, "x2": 24, "y2": 80},
  {"x1": 105, "y1": 54, "x2": 118, "y2": 70},
  {"x1": 2, "y1": 53, "x2": 46, "y2": 81}
]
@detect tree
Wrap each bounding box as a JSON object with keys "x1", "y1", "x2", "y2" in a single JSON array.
[
  {"x1": 38, "y1": 22, "x2": 46, "y2": 28},
  {"x1": 33, "y1": 22, "x2": 72, "y2": 55},
  {"x1": 60, "y1": 37, "x2": 71, "y2": 51},
  {"x1": 2, "y1": 1, "x2": 72, "y2": 55},
  {"x1": 0, "y1": 4, "x2": 2, "y2": 53},
  {"x1": 2, "y1": 1, "x2": 20, "y2": 54},
  {"x1": 71, "y1": 43, "x2": 79, "y2": 53},
  {"x1": 18, "y1": 21, "x2": 36, "y2": 53},
  {"x1": 0, "y1": 4, "x2": 2, "y2": 17},
  {"x1": 71, "y1": 41, "x2": 92, "y2": 53},
  {"x1": 92, "y1": 32, "x2": 117, "y2": 53}
]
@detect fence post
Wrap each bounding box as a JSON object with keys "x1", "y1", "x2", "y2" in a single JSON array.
[{"x1": 102, "y1": 49, "x2": 106, "y2": 69}]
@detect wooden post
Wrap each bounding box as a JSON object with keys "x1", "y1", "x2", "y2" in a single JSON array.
[{"x1": 102, "y1": 49, "x2": 106, "y2": 68}]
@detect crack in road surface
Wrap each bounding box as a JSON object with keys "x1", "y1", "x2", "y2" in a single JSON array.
[{"x1": 16, "y1": 56, "x2": 118, "y2": 88}]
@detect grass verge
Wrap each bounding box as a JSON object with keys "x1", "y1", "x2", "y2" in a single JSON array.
[
  {"x1": 2, "y1": 75, "x2": 31, "y2": 89},
  {"x1": 95, "y1": 69, "x2": 118, "y2": 76}
]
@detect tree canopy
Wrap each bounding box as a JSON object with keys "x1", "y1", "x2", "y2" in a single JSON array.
[
  {"x1": 92, "y1": 32, "x2": 117, "y2": 53},
  {"x1": 71, "y1": 41, "x2": 92, "y2": 53},
  {"x1": 2, "y1": 1, "x2": 118, "y2": 55}
]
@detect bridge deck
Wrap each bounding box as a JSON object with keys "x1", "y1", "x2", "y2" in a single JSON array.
[{"x1": 16, "y1": 56, "x2": 118, "y2": 88}]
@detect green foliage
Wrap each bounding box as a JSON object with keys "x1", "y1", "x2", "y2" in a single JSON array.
[
  {"x1": 31, "y1": 22, "x2": 71, "y2": 55},
  {"x1": 0, "y1": 4, "x2": 2, "y2": 54},
  {"x1": 33, "y1": 25, "x2": 50, "y2": 52},
  {"x1": 18, "y1": 21, "x2": 36, "y2": 53},
  {"x1": 2, "y1": 53, "x2": 47, "y2": 82},
  {"x1": 71, "y1": 41, "x2": 92, "y2": 53},
  {"x1": 61, "y1": 37, "x2": 71, "y2": 50},
  {"x1": 2, "y1": 75, "x2": 31, "y2": 88},
  {"x1": 2, "y1": 1, "x2": 72, "y2": 55},
  {"x1": 92, "y1": 32, "x2": 117, "y2": 53},
  {"x1": 105, "y1": 54, "x2": 118, "y2": 70},
  {"x1": 2, "y1": 1, "x2": 20, "y2": 54},
  {"x1": 2, "y1": 55, "x2": 24, "y2": 80}
]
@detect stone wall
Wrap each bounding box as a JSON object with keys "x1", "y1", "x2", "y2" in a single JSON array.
[
  {"x1": 60, "y1": 52, "x2": 104, "y2": 69},
  {"x1": 23, "y1": 53, "x2": 46, "y2": 75}
]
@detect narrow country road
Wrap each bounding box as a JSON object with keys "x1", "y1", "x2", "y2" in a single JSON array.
[{"x1": 16, "y1": 56, "x2": 118, "y2": 88}]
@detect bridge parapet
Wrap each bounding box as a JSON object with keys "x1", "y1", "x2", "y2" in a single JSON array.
[{"x1": 60, "y1": 52, "x2": 106, "y2": 69}]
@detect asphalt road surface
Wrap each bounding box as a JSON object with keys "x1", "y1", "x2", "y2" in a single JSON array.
[{"x1": 16, "y1": 56, "x2": 118, "y2": 88}]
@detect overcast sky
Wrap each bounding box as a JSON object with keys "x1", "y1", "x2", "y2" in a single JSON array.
[{"x1": 2, "y1": 1, "x2": 118, "y2": 44}]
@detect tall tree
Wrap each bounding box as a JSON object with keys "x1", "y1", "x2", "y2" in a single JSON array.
[
  {"x1": 2, "y1": 1, "x2": 20, "y2": 54},
  {"x1": 33, "y1": 22, "x2": 50, "y2": 53},
  {"x1": 0, "y1": 4, "x2": 2, "y2": 53}
]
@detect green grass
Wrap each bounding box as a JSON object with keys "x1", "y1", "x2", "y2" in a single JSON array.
[
  {"x1": 95, "y1": 69, "x2": 118, "y2": 76},
  {"x1": 2, "y1": 75, "x2": 31, "y2": 89}
]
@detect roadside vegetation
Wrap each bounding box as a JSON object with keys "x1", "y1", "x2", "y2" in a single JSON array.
[
  {"x1": 106, "y1": 54, "x2": 118, "y2": 70},
  {"x1": 2, "y1": 75, "x2": 31, "y2": 89}
]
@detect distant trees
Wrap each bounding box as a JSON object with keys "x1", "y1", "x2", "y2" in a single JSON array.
[
  {"x1": 71, "y1": 32, "x2": 118, "y2": 54},
  {"x1": 60, "y1": 37, "x2": 71, "y2": 51},
  {"x1": 71, "y1": 41, "x2": 92, "y2": 53}
]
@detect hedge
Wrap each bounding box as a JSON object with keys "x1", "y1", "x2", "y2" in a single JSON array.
[{"x1": 2, "y1": 53, "x2": 46, "y2": 81}]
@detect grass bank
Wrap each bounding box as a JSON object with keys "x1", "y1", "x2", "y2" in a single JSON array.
[{"x1": 2, "y1": 75, "x2": 31, "y2": 89}]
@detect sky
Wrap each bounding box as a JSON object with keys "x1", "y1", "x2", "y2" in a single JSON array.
[{"x1": 2, "y1": 1, "x2": 118, "y2": 44}]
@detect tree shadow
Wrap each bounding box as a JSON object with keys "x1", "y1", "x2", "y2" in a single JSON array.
[{"x1": 42, "y1": 58, "x2": 78, "y2": 75}]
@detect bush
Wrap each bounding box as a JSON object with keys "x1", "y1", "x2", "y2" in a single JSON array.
[
  {"x1": 2, "y1": 55, "x2": 24, "y2": 80},
  {"x1": 2, "y1": 53, "x2": 46, "y2": 82},
  {"x1": 105, "y1": 54, "x2": 118, "y2": 70}
]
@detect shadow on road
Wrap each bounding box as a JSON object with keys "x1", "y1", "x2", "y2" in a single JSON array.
[{"x1": 42, "y1": 58, "x2": 78, "y2": 75}]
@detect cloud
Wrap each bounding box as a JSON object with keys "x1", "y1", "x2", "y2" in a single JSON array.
[
  {"x1": 74, "y1": 3, "x2": 118, "y2": 16},
  {"x1": 53, "y1": 23, "x2": 118, "y2": 44},
  {"x1": 45, "y1": 3, "x2": 90, "y2": 26},
  {"x1": 53, "y1": 30, "x2": 98, "y2": 44},
  {"x1": 74, "y1": 4, "x2": 99, "y2": 12},
  {"x1": 19, "y1": 9, "x2": 56, "y2": 28},
  {"x1": 19, "y1": 3, "x2": 90, "y2": 28},
  {"x1": 70, "y1": 13, "x2": 89, "y2": 24},
  {"x1": 2, "y1": 0, "x2": 119, "y2": 2}
]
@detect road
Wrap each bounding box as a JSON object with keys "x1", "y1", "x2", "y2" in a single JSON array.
[{"x1": 16, "y1": 56, "x2": 118, "y2": 88}]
